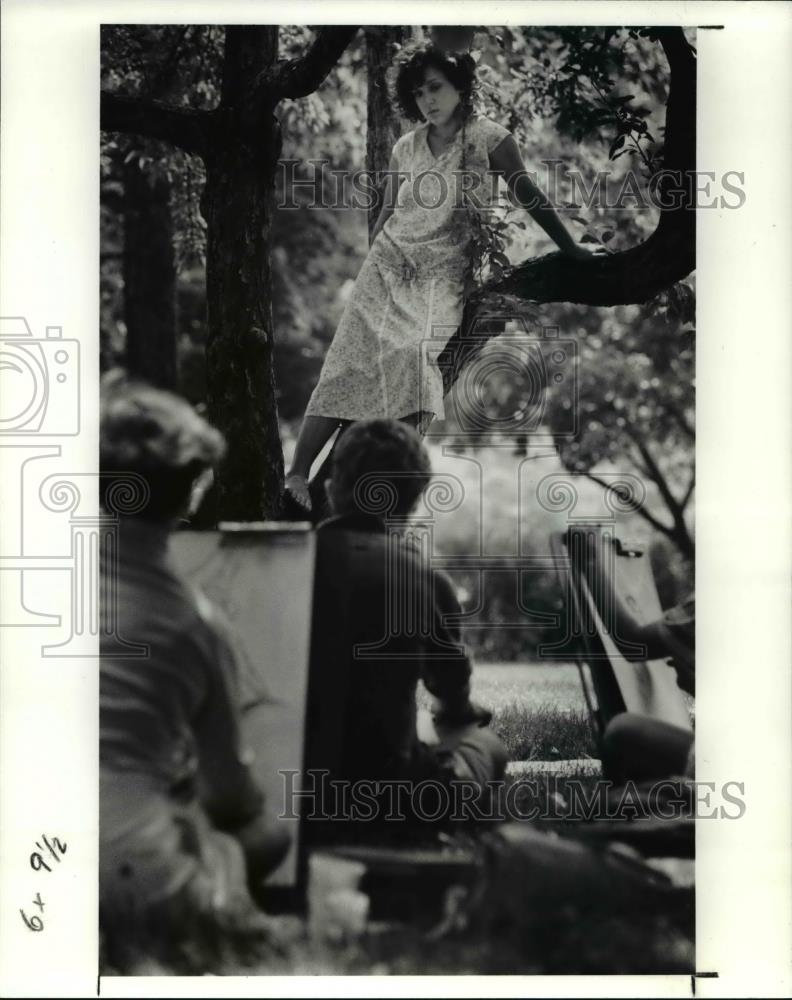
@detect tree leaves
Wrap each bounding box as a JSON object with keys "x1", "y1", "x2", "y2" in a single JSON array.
[{"x1": 609, "y1": 134, "x2": 626, "y2": 158}]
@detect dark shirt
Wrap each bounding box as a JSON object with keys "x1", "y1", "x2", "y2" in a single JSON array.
[{"x1": 308, "y1": 511, "x2": 472, "y2": 783}]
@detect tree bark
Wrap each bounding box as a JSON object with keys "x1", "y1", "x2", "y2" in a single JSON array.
[
  {"x1": 122, "y1": 160, "x2": 178, "y2": 389},
  {"x1": 103, "y1": 26, "x2": 358, "y2": 520},
  {"x1": 199, "y1": 27, "x2": 285, "y2": 521},
  {"x1": 364, "y1": 27, "x2": 410, "y2": 240}
]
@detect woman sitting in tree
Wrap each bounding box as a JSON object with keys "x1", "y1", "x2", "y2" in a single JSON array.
[{"x1": 285, "y1": 42, "x2": 601, "y2": 513}]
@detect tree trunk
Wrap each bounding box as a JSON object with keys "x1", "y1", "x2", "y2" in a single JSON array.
[
  {"x1": 202, "y1": 27, "x2": 285, "y2": 521},
  {"x1": 102, "y1": 25, "x2": 359, "y2": 521},
  {"x1": 122, "y1": 160, "x2": 178, "y2": 388},
  {"x1": 364, "y1": 27, "x2": 411, "y2": 241}
]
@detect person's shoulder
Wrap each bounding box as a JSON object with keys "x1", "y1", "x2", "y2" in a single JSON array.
[
  {"x1": 393, "y1": 127, "x2": 421, "y2": 160},
  {"x1": 471, "y1": 114, "x2": 513, "y2": 153}
]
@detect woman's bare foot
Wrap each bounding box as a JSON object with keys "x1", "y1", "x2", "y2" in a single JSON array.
[{"x1": 284, "y1": 473, "x2": 312, "y2": 513}]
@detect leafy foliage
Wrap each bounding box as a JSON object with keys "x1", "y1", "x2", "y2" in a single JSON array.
[
  {"x1": 544, "y1": 288, "x2": 695, "y2": 553},
  {"x1": 100, "y1": 24, "x2": 695, "y2": 633}
]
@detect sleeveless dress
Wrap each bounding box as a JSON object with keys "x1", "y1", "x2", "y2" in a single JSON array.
[{"x1": 304, "y1": 114, "x2": 512, "y2": 423}]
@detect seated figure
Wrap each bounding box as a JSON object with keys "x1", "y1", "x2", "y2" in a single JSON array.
[
  {"x1": 582, "y1": 534, "x2": 695, "y2": 784},
  {"x1": 304, "y1": 418, "x2": 507, "y2": 836},
  {"x1": 98, "y1": 373, "x2": 288, "y2": 962}
]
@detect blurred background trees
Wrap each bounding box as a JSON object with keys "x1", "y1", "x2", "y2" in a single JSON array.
[{"x1": 100, "y1": 25, "x2": 695, "y2": 660}]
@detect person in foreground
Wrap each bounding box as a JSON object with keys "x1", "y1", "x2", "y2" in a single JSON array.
[
  {"x1": 305, "y1": 418, "x2": 507, "y2": 836},
  {"x1": 99, "y1": 373, "x2": 288, "y2": 965}
]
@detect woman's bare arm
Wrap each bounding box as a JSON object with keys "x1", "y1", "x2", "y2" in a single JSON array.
[{"x1": 489, "y1": 135, "x2": 602, "y2": 260}]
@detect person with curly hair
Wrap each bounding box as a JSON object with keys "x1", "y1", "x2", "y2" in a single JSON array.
[
  {"x1": 304, "y1": 419, "x2": 508, "y2": 836},
  {"x1": 98, "y1": 372, "x2": 289, "y2": 968},
  {"x1": 284, "y1": 42, "x2": 601, "y2": 513}
]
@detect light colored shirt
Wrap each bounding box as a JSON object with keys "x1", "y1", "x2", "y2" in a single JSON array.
[{"x1": 100, "y1": 517, "x2": 262, "y2": 907}]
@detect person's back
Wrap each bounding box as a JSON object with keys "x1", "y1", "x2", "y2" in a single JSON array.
[
  {"x1": 305, "y1": 419, "x2": 507, "y2": 831},
  {"x1": 98, "y1": 374, "x2": 286, "y2": 967},
  {"x1": 100, "y1": 516, "x2": 260, "y2": 832},
  {"x1": 312, "y1": 510, "x2": 472, "y2": 784}
]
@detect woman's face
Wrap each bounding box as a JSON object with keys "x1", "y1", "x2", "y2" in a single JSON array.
[{"x1": 413, "y1": 67, "x2": 462, "y2": 126}]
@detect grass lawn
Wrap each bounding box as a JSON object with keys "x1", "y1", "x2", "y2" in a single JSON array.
[
  {"x1": 102, "y1": 663, "x2": 695, "y2": 977},
  {"x1": 420, "y1": 661, "x2": 598, "y2": 762}
]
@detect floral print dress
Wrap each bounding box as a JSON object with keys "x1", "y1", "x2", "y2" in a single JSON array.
[{"x1": 304, "y1": 114, "x2": 512, "y2": 422}]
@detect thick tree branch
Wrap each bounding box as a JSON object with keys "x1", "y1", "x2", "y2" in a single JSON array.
[
  {"x1": 101, "y1": 91, "x2": 211, "y2": 156},
  {"x1": 269, "y1": 26, "x2": 359, "y2": 101},
  {"x1": 222, "y1": 27, "x2": 278, "y2": 108},
  {"x1": 493, "y1": 28, "x2": 695, "y2": 307},
  {"x1": 439, "y1": 27, "x2": 696, "y2": 391}
]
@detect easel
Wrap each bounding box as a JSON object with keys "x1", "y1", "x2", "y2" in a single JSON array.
[
  {"x1": 171, "y1": 521, "x2": 480, "y2": 909},
  {"x1": 170, "y1": 522, "x2": 316, "y2": 889},
  {"x1": 550, "y1": 524, "x2": 692, "y2": 742}
]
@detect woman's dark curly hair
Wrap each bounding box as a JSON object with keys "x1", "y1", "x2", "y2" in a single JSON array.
[{"x1": 393, "y1": 43, "x2": 478, "y2": 123}]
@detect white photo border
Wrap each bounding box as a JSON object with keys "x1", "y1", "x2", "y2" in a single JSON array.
[{"x1": 1, "y1": 2, "x2": 790, "y2": 996}]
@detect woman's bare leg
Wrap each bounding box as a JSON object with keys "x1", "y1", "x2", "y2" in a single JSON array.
[{"x1": 284, "y1": 414, "x2": 342, "y2": 510}]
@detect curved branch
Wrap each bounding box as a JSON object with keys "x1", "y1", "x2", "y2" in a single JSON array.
[
  {"x1": 439, "y1": 28, "x2": 696, "y2": 388},
  {"x1": 269, "y1": 26, "x2": 359, "y2": 101},
  {"x1": 496, "y1": 27, "x2": 695, "y2": 306},
  {"x1": 101, "y1": 91, "x2": 211, "y2": 157}
]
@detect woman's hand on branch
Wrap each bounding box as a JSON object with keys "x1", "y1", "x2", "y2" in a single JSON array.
[
  {"x1": 490, "y1": 137, "x2": 610, "y2": 263},
  {"x1": 562, "y1": 242, "x2": 610, "y2": 261}
]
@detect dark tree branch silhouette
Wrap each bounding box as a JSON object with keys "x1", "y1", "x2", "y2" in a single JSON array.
[
  {"x1": 101, "y1": 26, "x2": 359, "y2": 520},
  {"x1": 270, "y1": 27, "x2": 360, "y2": 100},
  {"x1": 583, "y1": 472, "x2": 672, "y2": 537},
  {"x1": 100, "y1": 92, "x2": 211, "y2": 156},
  {"x1": 103, "y1": 26, "x2": 695, "y2": 524},
  {"x1": 439, "y1": 28, "x2": 696, "y2": 394}
]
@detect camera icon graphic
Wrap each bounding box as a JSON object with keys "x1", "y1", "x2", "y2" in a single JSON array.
[
  {"x1": 0, "y1": 317, "x2": 80, "y2": 435},
  {"x1": 422, "y1": 315, "x2": 578, "y2": 444}
]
